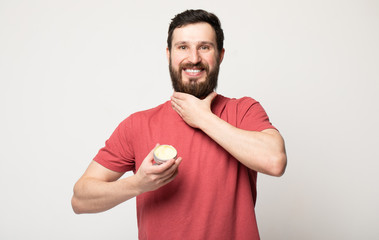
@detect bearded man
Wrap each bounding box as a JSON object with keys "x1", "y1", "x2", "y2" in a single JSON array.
[{"x1": 72, "y1": 9, "x2": 287, "y2": 240}]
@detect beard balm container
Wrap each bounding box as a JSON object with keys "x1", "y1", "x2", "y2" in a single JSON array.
[{"x1": 153, "y1": 145, "x2": 177, "y2": 164}]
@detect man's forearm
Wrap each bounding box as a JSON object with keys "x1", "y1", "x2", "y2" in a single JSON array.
[
  {"x1": 199, "y1": 113, "x2": 287, "y2": 176},
  {"x1": 71, "y1": 175, "x2": 141, "y2": 214}
]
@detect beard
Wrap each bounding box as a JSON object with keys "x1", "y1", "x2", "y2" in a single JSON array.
[{"x1": 169, "y1": 58, "x2": 220, "y2": 99}]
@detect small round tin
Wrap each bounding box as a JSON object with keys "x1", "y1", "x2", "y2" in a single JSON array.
[{"x1": 153, "y1": 145, "x2": 177, "y2": 164}]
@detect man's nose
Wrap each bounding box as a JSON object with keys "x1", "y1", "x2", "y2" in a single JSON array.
[{"x1": 188, "y1": 49, "x2": 201, "y2": 63}]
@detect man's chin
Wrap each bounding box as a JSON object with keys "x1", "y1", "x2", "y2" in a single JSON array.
[
  {"x1": 189, "y1": 89, "x2": 213, "y2": 99},
  {"x1": 182, "y1": 76, "x2": 206, "y2": 85}
]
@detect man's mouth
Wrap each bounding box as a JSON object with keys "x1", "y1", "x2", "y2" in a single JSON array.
[
  {"x1": 182, "y1": 67, "x2": 206, "y2": 78},
  {"x1": 184, "y1": 68, "x2": 202, "y2": 73},
  {"x1": 180, "y1": 62, "x2": 208, "y2": 78}
]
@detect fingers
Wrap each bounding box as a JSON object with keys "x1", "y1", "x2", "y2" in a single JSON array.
[
  {"x1": 172, "y1": 91, "x2": 217, "y2": 107},
  {"x1": 153, "y1": 157, "x2": 182, "y2": 173},
  {"x1": 160, "y1": 168, "x2": 179, "y2": 185},
  {"x1": 143, "y1": 144, "x2": 182, "y2": 173},
  {"x1": 171, "y1": 91, "x2": 196, "y2": 104},
  {"x1": 170, "y1": 99, "x2": 183, "y2": 117},
  {"x1": 171, "y1": 91, "x2": 195, "y2": 113},
  {"x1": 153, "y1": 158, "x2": 176, "y2": 172},
  {"x1": 205, "y1": 91, "x2": 218, "y2": 102},
  {"x1": 159, "y1": 157, "x2": 182, "y2": 183},
  {"x1": 148, "y1": 157, "x2": 182, "y2": 188},
  {"x1": 158, "y1": 157, "x2": 182, "y2": 181},
  {"x1": 175, "y1": 156, "x2": 183, "y2": 165},
  {"x1": 136, "y1": 145, "x2": 182, "y2": 192},
  {"x1": 172, "y1": 91, "x2": 188, "y2": 100},
  {"x1": 171, "y1": 93, "x2": 184, "y2": 107}
]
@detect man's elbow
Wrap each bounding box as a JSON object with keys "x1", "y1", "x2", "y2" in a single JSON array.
[
  {"x1": 268, "y1": 152, "x2": 287, "y2": 177},
  {"x1": 71, "y1": 182, "x2": 86, "y2": 214},
  {"x1": 71, "y1": 196, "x2": 81, "y2": 214}
]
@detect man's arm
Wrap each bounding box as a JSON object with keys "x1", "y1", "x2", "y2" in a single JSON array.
[
  {"x1": 171, "y1": 92, "x2": 286, "y2": 176},
  {"x1": 71, "y1": 145, "x2": 182, "y2": 214}
]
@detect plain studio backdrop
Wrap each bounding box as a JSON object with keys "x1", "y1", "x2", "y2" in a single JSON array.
[{"x1": 1, "y1": 0, "x2": 378, "y2": 239}]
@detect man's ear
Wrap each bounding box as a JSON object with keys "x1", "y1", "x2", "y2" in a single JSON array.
[
  {"x1": 166, "y1": 47, "x2": 170, "y2": 63},
  {"x1": 219, "y1": 48, "x2": 225, "y2": 64}
]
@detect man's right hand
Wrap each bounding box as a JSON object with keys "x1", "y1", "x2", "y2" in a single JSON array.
[
  {"x1": 134, "y1": 144, "x2": 182, "y2": 194},
  {"x1": 71, "y1": 144, "x2": 182, "y2": 214}
]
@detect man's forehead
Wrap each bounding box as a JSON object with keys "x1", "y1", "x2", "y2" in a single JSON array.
[{"x1": 171, "y1": 22, "x2": 217, "y2": 44}]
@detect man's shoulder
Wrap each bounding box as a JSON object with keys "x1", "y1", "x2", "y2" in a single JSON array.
[
  {"x1": 129, "y1": 101, "x2": 170, "y2": 119},
  {"x1": 215, "y1": 94, "x2": 259, "y2": 108}
]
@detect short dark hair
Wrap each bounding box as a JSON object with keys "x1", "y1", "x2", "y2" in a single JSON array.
[{"x1": 167, "y1": 9, "x2": 224, "y2": 53}]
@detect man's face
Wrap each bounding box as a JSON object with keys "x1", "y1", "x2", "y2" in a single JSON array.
[{"x1": 167, "y1": 22, "x2": 224, "y2": 99}]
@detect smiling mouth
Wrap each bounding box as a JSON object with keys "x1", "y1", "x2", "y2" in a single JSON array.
[
  {"x1": 183, "y1": 68, "x2": 205, "y2": 78},
  {"x1": 180, "y1": 62, "x2": 208, "y2": 78},
  {"x1": 184, "y1": 68, "x2": 202, "y2": 73}
]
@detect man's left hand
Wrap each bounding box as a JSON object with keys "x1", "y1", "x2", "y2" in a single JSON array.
[{"x1": 171, "y1": 91, "x2": 217, "y2": 129}]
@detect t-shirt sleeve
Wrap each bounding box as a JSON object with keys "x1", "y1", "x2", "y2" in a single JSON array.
[
  {"x1": 237, "y1": 97, "x2": 277, "y2": 132},
  {"x1": 93, "y1": 116, "x2": 135, "y2": 173}
]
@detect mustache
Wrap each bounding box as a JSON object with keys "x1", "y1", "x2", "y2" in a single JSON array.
[{"x1": 179, "y1": 62, "x2": 209, "y2": 71}]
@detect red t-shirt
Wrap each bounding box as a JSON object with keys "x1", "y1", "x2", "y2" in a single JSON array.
[{"x1": 94, "y1": 95, "x2": 275, "y2": 240}]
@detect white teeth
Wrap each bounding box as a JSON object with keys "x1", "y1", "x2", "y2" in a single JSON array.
[{"x1": 185, "y1": 69, "x2": 201, "y2": 73}]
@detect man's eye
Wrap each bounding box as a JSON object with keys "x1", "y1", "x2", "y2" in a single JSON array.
[
  {"x1": 179, "y1": 46, "x2": 187, "y2": 50},
  {"x1": 200, "y1": 45, "x2": 210, "y2": 50}
]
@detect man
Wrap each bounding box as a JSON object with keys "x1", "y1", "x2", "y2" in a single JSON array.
[{"x1": 72, "y1": 9, "x2": 287, "y2": 239}]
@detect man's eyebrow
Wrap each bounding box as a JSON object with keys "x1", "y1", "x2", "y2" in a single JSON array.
[
  {"x1": 198, "y1": 41, "x2": 215, "y2": 46},
  {"x1": 174, "y1": 41, "x2": 188, "y2": 46},
  {"x1": 173, "y1": 41, "x2": 216, "y2": 47}
]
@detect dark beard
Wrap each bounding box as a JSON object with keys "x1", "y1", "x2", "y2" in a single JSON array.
[{"x1": 169, "y1": 59, "x2": 220, "y2": 99}]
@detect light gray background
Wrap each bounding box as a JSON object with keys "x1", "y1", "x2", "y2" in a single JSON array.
[{"x1": 1, "y1": 0, "x2": 378, "y2": 239}]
